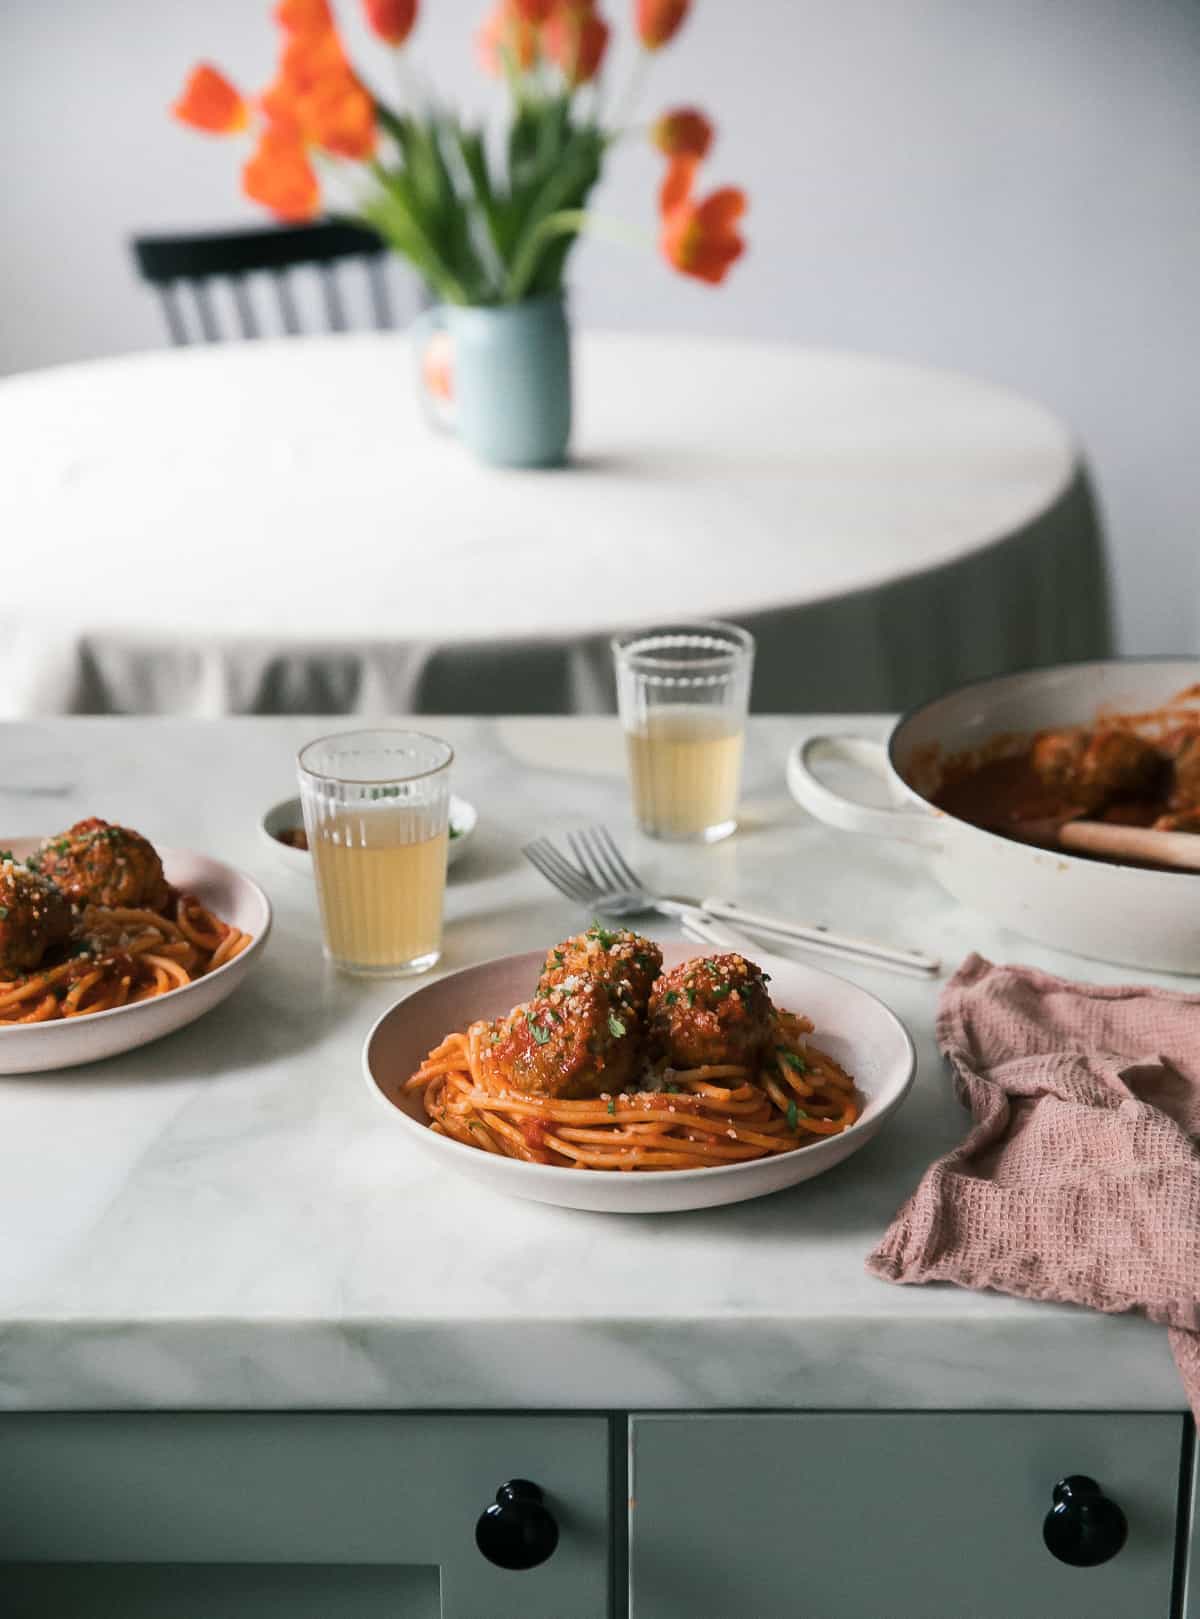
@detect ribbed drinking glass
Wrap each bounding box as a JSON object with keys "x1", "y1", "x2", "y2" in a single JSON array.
[
  {"x1": 613, "y1": 621, "x2": 755, "y2": 843},
  {"x1": 298, "y1": 729, "x2": 453, "y2": 977}
]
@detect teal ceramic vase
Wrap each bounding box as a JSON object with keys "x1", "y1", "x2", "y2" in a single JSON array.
[{"x1": 414, "y1": 293, "x2": 572, "y2": 469}]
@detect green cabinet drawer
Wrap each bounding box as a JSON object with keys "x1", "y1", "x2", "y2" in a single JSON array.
[
  {"x1": 629, "y1": 1411, "x2": 1184, "y2": 1619},
  {"x1": 0, "y1": 1413, "x2": 610, "y2": 1619}
]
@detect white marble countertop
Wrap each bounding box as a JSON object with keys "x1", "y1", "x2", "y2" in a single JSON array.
[{"x1": 0, "y1": 717, "x2": 1184, "y2": 1413}]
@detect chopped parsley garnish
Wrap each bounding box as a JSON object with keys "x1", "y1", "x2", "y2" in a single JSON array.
[
  {"x1": 738, "y1": 985, "x2": 757, "y2": 1005},
  {"x1": 607, "y1": 1098, "x2": 616, "y2": 1116},
  {"x1": 552, "y1": 950, "x2": 564, "y2": 964},
  {"x1": 685, "y1": 986, "x2": 696, "y2": 1007},
  {"x1": 777, "y1": 1049, "x2": 808, "y2": 1074},
  {"x1": 526, "y1": 1012, "x2": 552, "y2": 1045},
  {"x1": 664, "y1": 991, "x2": 678, "y2": 1006},
  {"x1": 0, "y1": 907, "x2": 8, "y2": 920},
  {"x1": 786, "y1": 1099, "x2": 798, "y2": 1131},
  {"x1": 665, "y1": 1083, "x2": 679, "y2": 1094},
  {"x1": 710, "y1": 984, "x2": 730, "y2": 1001},
  {"x1": 0, "y1": 850, "x2": 12, "y2": 863},
  {"x1": 588, "y1": 922, "x2": 617, "y2": 949},
  {"x1": 607, "y1": 1012, "x2": 626, "y2": 1038}
]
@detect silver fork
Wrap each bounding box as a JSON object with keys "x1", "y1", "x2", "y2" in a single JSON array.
[{"x1": 522, "y1": 825, "x2": 939, "y2": 979}]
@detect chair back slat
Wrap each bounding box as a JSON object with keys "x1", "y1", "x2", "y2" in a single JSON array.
[
  {"x1": 158, "y1": 284, "x2": 189, "y2": 347},
  {"x1": 319, "y1": 263, "x2": 346, "y2": 332},
  {"x1": 131, "y1": 222, "x2": 401, "y2": 346},
  {"x1": 273, "y1": 270, "x2": 301, "y2": 337},
  {"x1": 192, "y1": 280, "x2": 219, "y2": 343},
  {"x1": 366, "y1": 257, "x2": 393, "y2": 331},
  {"x1": 231, "y1": 278, "x2": 259, "y2": 340}
]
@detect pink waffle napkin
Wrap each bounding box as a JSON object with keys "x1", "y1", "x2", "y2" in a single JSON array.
[{"x1": 868, "y1": 953, "x2": 1200, "y2": 1416}]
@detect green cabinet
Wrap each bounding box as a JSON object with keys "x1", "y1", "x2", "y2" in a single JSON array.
[
  {"x1": 628, "y1": 1412, "x2": 1184, "y2": 1619},
  {"x1": 0, "y1": 1414, "x2": 610, "y2": 1619},
  {"x1": 2, "y1": 1408, "x2": 1191, "y2": 1617}
]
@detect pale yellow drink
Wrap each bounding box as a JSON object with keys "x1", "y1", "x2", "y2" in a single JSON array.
[
  {"x1": 310, "y1": 809, "x2": 448, "y2": 972},
  {"x1": 625, "y1": 708, "x2": 744, "y2": 841}
]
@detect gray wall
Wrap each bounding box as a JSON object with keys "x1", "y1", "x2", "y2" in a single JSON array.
[{"x1": 2, "y1": 0, "x2": 1197, "y2": 654}]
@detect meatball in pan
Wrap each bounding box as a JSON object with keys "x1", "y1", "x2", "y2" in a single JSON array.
[{"x1": 1030, "y1": 727, "x2": 1164, "y2": 811}]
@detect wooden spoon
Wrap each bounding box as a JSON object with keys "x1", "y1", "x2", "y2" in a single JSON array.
[{"x1": 1058, "y1": 820, "x2": 1200, "y2": 871}]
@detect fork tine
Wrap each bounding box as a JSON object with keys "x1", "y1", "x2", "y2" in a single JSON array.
[
  {"x1": 539, "y1": 839, "x2": 602, "y2": 900},
  {"x1": 524, "y1": 848, "x2": 579, "y2": 900},
  {"x1": 526, "y1": 850, "x2": 592, "y2": 905},
  {"x1": 523, "y1": 841, "x2": 597, "y2": 903},
  {"x1": 524, "y1": 842, "x2": 592, "y2": 901},
  {"x1": 567, "y1": 830, "x2": 609, "y2": 892},
  {"x1": 581, "y1": 826, "x2": 629, "y2": 893},
  {"x1": 594, "y1": 825, "x2": 643, "y2": 891}
]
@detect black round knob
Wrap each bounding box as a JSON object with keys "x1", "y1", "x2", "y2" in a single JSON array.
[
  {"x1": 475, "y1": 1479, "x2": 559, "y2": 1571},
  {"x1": 1043, "y1": 1475, "x2": 1128, "y2": 1567}
]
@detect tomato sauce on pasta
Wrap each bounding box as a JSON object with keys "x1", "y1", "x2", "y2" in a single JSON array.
[
  {"x1": 0, "y1": 822, "x2": 252, "y2": 1025},
  {"x1": 404, "y1": 931, "x2": 860, "y2": 1172}
]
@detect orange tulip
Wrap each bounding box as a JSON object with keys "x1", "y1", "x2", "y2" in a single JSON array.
[
  {"x1": 279, "y1": 25, "x2": 353, "y2": 93},
  {"x1": 261, "y1": 20, "x2": 377, "y2": 159},
  {"x1": 242, "y1": 126, "x2": 321, "y2": 220},
  {"x1": 658, "y1": 151, "x2": 696, "y2": 215},
  {"x1": 652, "y1": 107, "x2": 712, "y2": 160},
  {"x1": 545, "y1": 1, "x2": 610, "y2": 85},
  {"x1": 308, "y1": 75, "x2": 378, "y2": 158},
  {"x1": 660, "y1": 168, "x2": 747, "y2": 285},
  {"x1": 364, "y1": 0, "x2": 419, "y2": 46},
  {"x1": 635, "y1": 0, "x2": 689, "y2": 49},
  {"x1": 274, "y1": 0, "x2": 334, "y2": 31},
  {"x1": 171, "y1": 63, "x2": 249, "y2": 135},
  {"x1": 477, "y1": 1, "x2": 540, "y2": 74}
]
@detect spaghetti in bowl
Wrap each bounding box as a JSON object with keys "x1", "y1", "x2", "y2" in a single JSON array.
[
  {"x1": 0, "y1": 834, "x2": 271, "y2": 1075},
  {"x1": 363, "y1": 940, "x2": 915, "y2": 1213}
]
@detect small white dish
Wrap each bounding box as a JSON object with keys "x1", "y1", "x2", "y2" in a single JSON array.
[
  {"x1": 260, "y1": 795, "x2": 477, "y2": 880},
  {"x1": 0, "y1": 843, "x2": 271, "y2": 1076},
  {"x1": 362, "y1": 941, "x2": 916, "y2": 1214}
]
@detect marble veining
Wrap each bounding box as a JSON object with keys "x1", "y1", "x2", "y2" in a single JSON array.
[{"x1": 0, "y1": 717, "x2": 1185, "y2": 1411}]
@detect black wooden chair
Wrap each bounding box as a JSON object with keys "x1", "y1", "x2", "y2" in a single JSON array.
[{"x1": 131, "y1": 221, "x2": 400, "y2": 346}]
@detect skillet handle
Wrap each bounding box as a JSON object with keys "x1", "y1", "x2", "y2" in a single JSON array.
[{"x1": 787, "y1": 735, "x2": 944, "y2": 849}]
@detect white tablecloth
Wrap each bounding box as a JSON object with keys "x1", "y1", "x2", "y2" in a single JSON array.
[{"x1": 0, "y1": 333, "x2": 1110, "y2": 715}]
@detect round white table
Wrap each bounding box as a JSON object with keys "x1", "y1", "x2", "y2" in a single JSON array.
[{"x1": 0, "y1": 334, "x2": 1109, "y2": 716}]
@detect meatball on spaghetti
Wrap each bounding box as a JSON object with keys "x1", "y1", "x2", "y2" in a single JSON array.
[
  {"x1": 476, "y1": 972, "x2": 640, "y2": 1101},
  {"x1": 537, "y1": 924, "x2": 662, "y2": 1014},
  {"x1": 31, "y1": 818, "x2": 170, "y2": 913},
  {"x1": 648, "y1": 952, "x2": 774, "y2": 1071},
  {"x1": 0, "y1": 856, "x2": 71, "y2": 976}
]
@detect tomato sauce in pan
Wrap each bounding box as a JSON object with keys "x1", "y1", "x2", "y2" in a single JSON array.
[{"x1": 927, "y1": 691, "x2": 1200, "y2": 867}]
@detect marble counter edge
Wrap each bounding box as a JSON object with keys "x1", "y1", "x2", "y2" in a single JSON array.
[{"x1": 0, "y1": 1312, "x2": 1182, "y2": 1414}]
